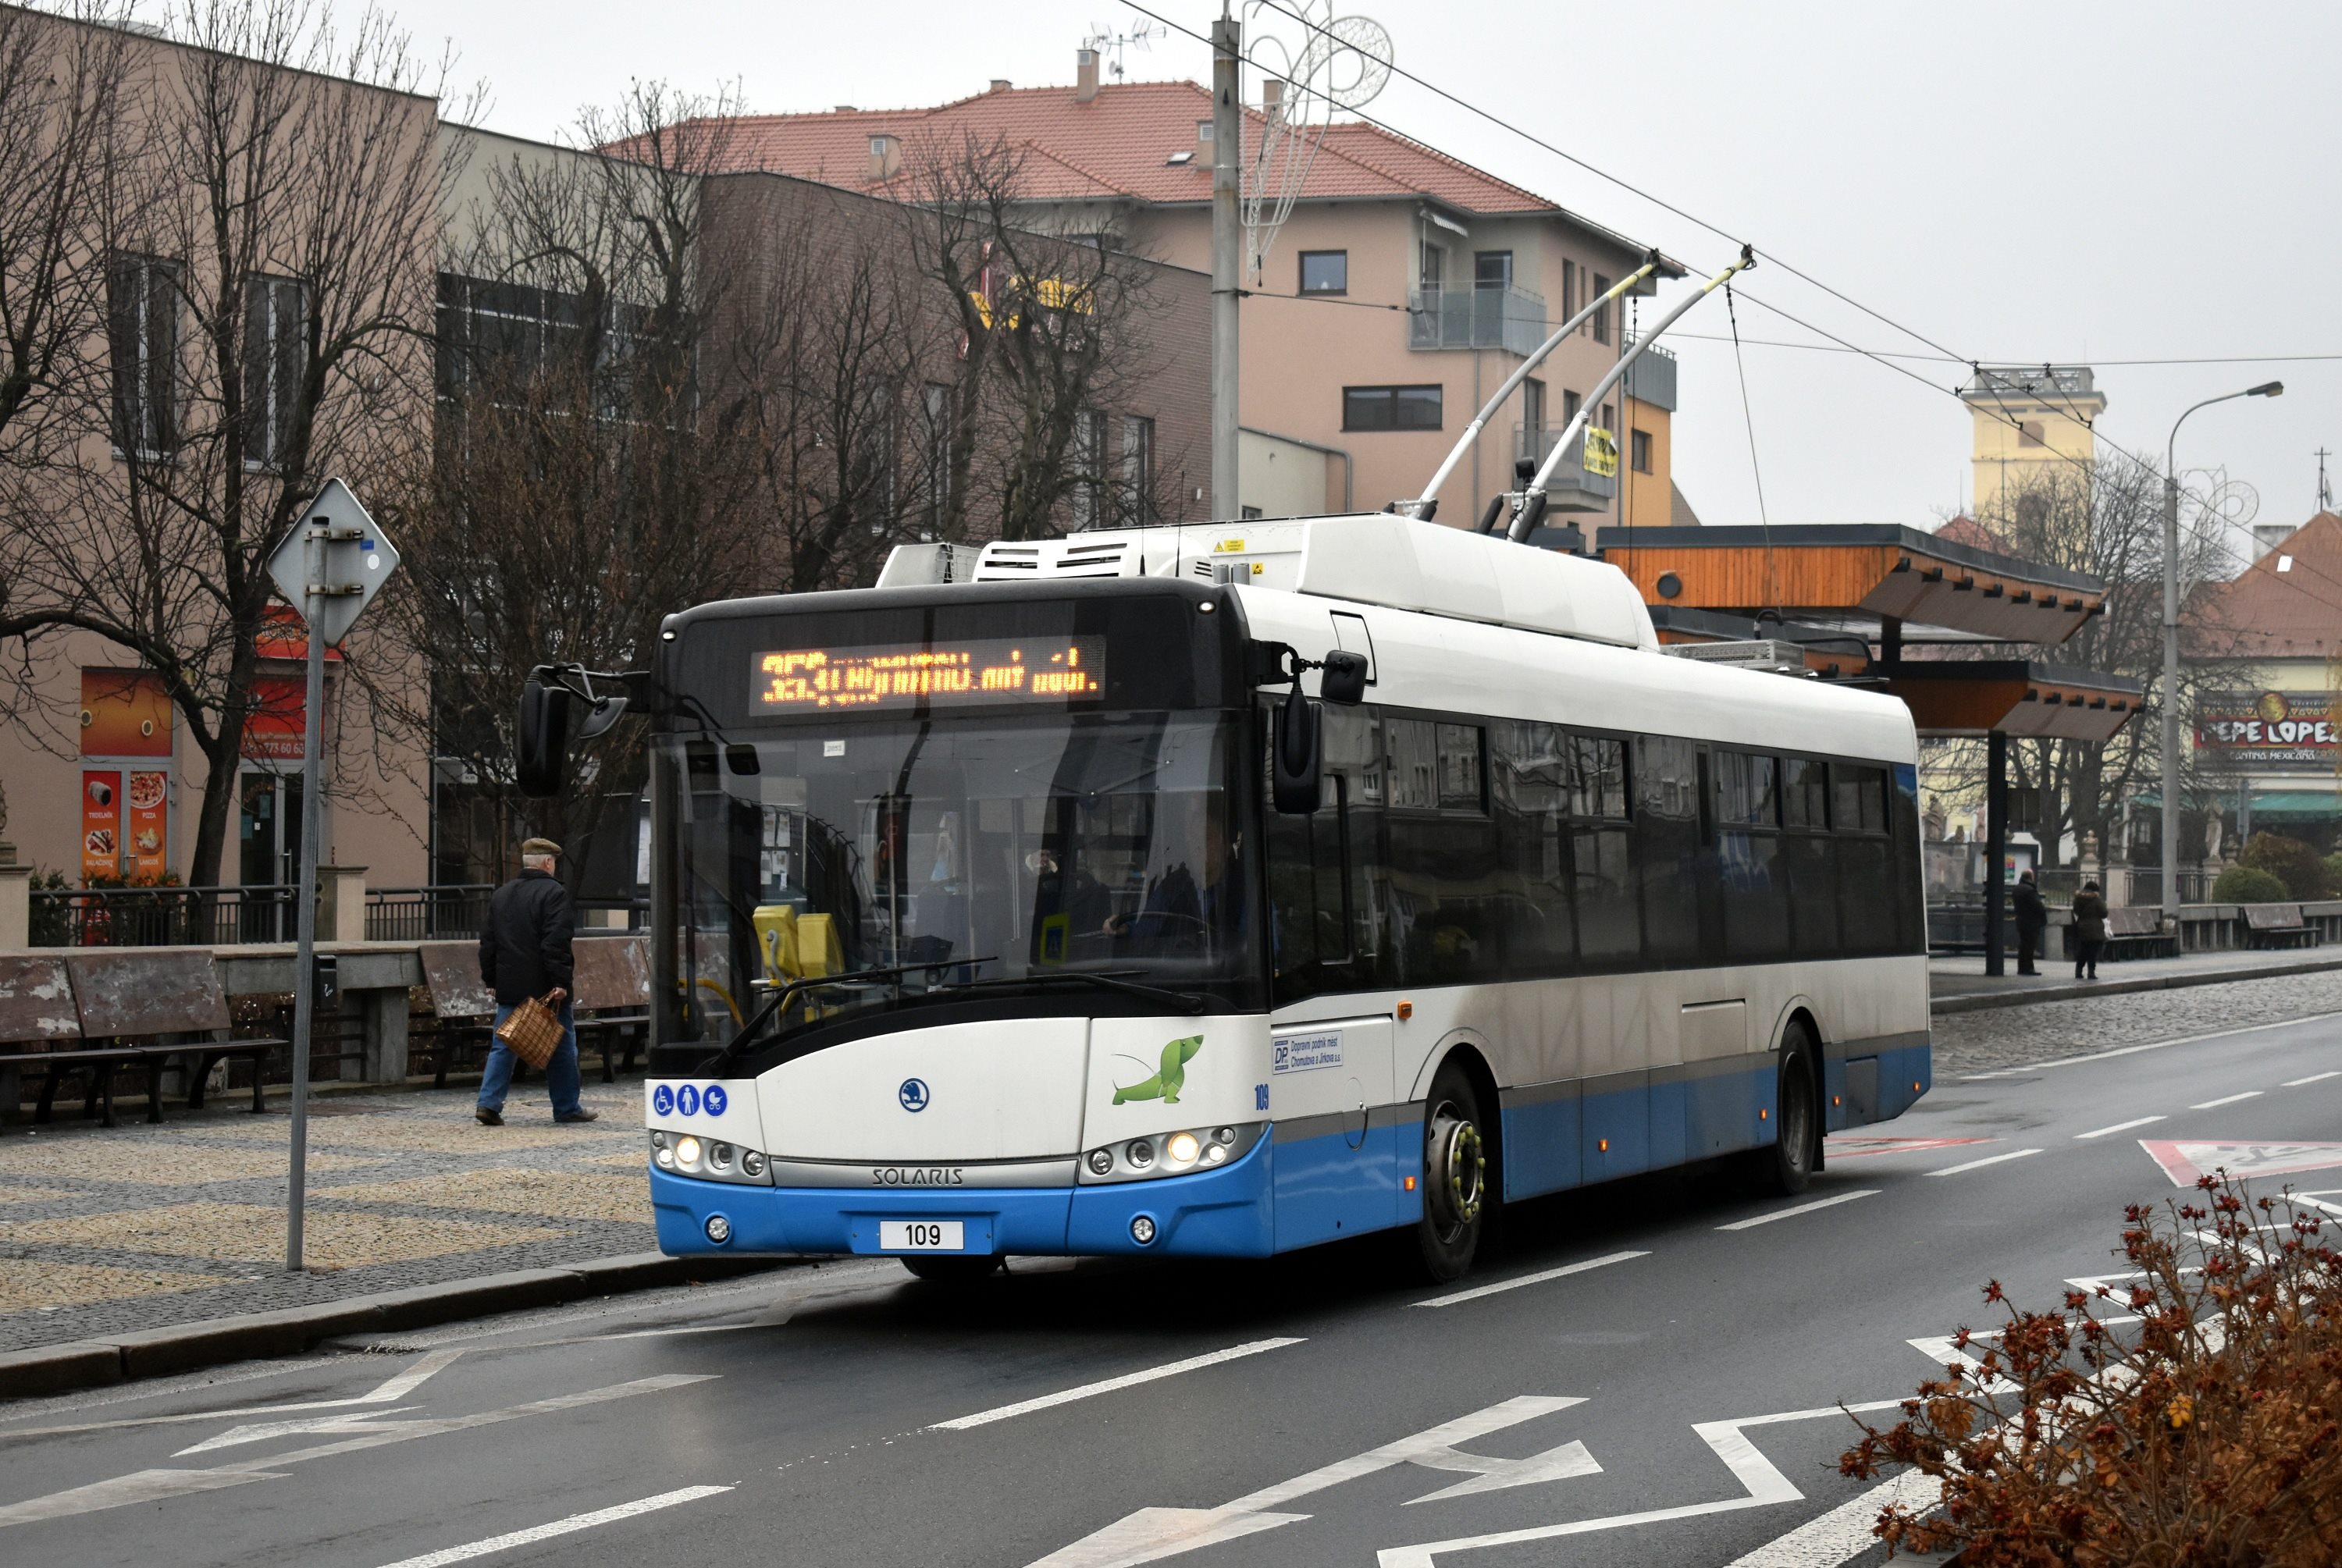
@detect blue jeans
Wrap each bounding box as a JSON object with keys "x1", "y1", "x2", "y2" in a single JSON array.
[{"x1": 479, "y1": 998, "x2": 583, "y2": 1118}]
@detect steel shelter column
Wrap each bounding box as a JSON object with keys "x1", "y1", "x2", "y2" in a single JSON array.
[{"x1": 1984, "y1": 729, "x2": 2009, "y2": 979}]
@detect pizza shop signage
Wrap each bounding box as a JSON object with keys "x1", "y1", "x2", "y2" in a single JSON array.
[{"x1": 2197, "y1": 691, "x2": 2337, "y2": 771}]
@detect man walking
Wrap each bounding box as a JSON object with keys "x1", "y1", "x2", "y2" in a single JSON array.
[
  {"x1": 477, "y1": 837, "x2": 597, "y2": 1126},
  {"x1": 2011, "y1": 868, "x2": 2047, "y2": 976},
  {"x1": 2070, "y1": 879, "x2": 2110, "y2": 982}
]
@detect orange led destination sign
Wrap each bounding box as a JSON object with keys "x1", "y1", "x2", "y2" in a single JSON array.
[{"x1": 753, "y1": 638, "x2": 1105, "y2": 712}]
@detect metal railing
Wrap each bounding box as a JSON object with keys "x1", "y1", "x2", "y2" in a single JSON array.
[
  {"x1": 1621, "y1": 339, "x2": 1678, "y2": 411},
  {"x1": 1407, "y1": 285, "x2": 1547, "y2": 357},
  {"x1": 28, "y1": 884, "x2": 299, "y2": 948},
  {"x1": 2117, "y1": 868, "x2": 2214, "y2": 908},
  {"x1": 365, "y1": 885, "x2": 495, "y2": 941}
]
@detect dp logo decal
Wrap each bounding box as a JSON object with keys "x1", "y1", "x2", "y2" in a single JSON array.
[{"x1": 899, "y1": 1078, "x2": 931, "y2": 1113}]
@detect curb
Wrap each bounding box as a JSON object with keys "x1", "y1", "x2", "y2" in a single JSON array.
[
  {"x1": 0, "y1": 1251, "x2": 785, "y2": 1403},
  {"x1": 1931, "y1": 954, "x2": 2342, "y2": 1015}
]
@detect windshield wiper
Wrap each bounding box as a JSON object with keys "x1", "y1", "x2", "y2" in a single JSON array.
[
  {"x1": 694, "y1": 955, "x2": 998, "y2": 1076},
  {"x1": 937, "y1": 969, "x2": 1207, "y2": 1014}
]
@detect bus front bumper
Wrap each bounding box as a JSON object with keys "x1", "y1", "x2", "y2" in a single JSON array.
[{"x1": 648, "y1": 1135, "x2": 1276, "y2": 1260}]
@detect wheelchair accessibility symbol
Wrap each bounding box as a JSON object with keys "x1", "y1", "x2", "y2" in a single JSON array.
[
  {"x1": 652, "y1": 1084, "x2": 675, "y2": 1115},
  {"x1": 899, "y1": 1078, "x2": 931, "y2": 1113}
]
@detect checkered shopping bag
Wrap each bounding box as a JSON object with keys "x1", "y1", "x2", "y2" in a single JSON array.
[{"x1": 494, "y1": 994, "x2": 564, "y2": 1069}]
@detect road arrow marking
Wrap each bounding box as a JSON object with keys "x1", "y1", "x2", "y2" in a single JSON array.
[
  {"x1": 1022, "y1": 1396, "x2": 1593, "y2": 1567},
  {"x1": 175, "y1": 1407, "x2": 424, "y2": 1456},
  {"x1": 0, "y1": 1349, "x2": 465, "y2": 1442},
  {"x1": 2140, "y1": 1138, "x2": 2342, "y2": 1186},
  {"x1": 1721, "y1": 1468, "x2": 1938, "y2": 1567}
]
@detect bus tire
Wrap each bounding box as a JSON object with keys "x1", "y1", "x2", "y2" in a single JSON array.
[
  {"x1": 899, "y1": 1254, "x2": 1004, "y2": 1282},
  {"x1": 1755, "y1": 1024, "x2": 1820, "y2": 1197},
  {"x1": 1416, "y1": 1063, "x2": 1490, "y2": 1283}
]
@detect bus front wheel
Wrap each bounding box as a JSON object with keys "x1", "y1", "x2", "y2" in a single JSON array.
[
  {"x1": 1754, "y1": 1025, "x2": 1820, "y2": 1197},
  {"x1": 1416, "y1": 1065, "x2": 1490, "y2": 1282}
]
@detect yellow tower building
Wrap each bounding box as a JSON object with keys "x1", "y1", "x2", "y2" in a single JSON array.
[{"x1": 1961, "y1": 364, "x2": 2105, "y2": 516}]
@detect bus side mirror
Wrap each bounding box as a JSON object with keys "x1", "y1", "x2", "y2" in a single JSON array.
[
  {"x1": 517, "y1": 676, "x2": 571, "y2": 798},
  {"x1": 1272, "y1": 688, "x2": 1322, "y2": 815},
  {"x1": 1320, "y1": 650, "x2": 1368, "y2": 706}
]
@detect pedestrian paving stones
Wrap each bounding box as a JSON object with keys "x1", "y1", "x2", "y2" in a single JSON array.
[
  {"x1": 0, "y1": 1078, "x2": 657, "y2": 1354},
  {"x1": 1932, "y1": 968, "x2": 2342, "y2": 1076}
]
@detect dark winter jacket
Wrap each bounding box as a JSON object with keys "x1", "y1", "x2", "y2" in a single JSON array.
[
  {"x1": 479, "y1": 868, "x2": 575, "y2": 1006},
  {"x1": 2071, "y1": 891, "x2": 2109, "y2": 945},
  {"x1": 2011, "y1": 879, "x2": 2047, "y2": 934}
]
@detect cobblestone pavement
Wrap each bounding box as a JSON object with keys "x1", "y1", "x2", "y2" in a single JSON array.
[
  {"x1": 0, "y1": 1076, "x2": 650, "y2": 1353},
  {"x1": 1934, "y1": 969, "x2": 2342, "y2": 1076}
]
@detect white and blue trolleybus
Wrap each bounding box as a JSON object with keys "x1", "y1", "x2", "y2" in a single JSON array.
[{"x1": 595, "y1": 510, "x2": 1929, "y2": 1284}]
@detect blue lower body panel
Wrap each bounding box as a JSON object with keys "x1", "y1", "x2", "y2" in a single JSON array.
[{"x1": 651, "y1": 1134, "x2": 1281, "y2": 1260}]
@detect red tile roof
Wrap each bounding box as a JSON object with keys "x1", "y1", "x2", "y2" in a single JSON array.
[
  {"x1": 1931, "y1": 514, "x2": 2006, "y2": 553},
  {"x1": 2194, "y1": 511, "x2": 2342, "y2": 660},
  {"x1": 682, "y1": 78, "x2": 1655, "y2": 247}
]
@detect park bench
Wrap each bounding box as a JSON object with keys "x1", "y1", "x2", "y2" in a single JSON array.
[
  {"x1": 2098, "y1": 905, "x2": 2176, "y2": 961},
  {"x1": 415, "y1": 935, "x2": 647, "y2": 1087},
  {"x1": 0, "y1": 951, "x2": 279, "y2": 1126},
  {"x1": 2242, "y1": 902, "x2": 2319, "y2": 950}
]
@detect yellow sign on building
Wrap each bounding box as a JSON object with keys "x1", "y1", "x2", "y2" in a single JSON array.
[{"x1": 1584, "y1": 426, "x2": 1619, "y2": 478}]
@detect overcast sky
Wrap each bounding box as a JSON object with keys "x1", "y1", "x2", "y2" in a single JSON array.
[{"x1": 370, "y1": 0, "x2": 2341, "y2": 547}]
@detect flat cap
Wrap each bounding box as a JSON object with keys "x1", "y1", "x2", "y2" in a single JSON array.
[{"x1": 520, "y1": 837, "x2": 562, "y2": 858}]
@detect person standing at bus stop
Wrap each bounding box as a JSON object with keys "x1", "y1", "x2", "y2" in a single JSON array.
[
  {"x1": 2011, "y1": 868, "x2": 2046, "y2": 976},
  {"x1": 476, "y1": 837, "x2": 598, "y2": 1126}
]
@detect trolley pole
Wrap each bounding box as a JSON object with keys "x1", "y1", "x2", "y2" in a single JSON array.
[
  {"x1": 286, "y1": 521, "x2": 326, "y2": 1270},
  {"x1": 1209, "y1": 6, "x2": 1240, "y2": 521}
]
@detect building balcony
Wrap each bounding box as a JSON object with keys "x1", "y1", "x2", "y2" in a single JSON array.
[
  {"x1": 1408, "y1": 285, "x2": 1547, "y2": 358},
  {"x1": 1514, "y1": 423, "x2": 1616, "y2": 514},
  {"x1": 1622, "y1": 338, "x2": 1677, "y2": 412}
]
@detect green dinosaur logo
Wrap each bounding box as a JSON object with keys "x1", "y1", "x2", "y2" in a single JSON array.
[{"x1": 1112, "y1": 1036, "x2": 1203, "y2": 1104}]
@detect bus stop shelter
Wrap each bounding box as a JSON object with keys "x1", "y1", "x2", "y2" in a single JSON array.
[{"x1": 1611, "y1": 525, "x2": 2142, "y2": 974}]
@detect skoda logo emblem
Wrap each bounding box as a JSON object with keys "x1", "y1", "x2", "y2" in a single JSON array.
[
  {"x1": 703, "y1": 1085, "x2": 728, "y2": 1116},
  {"x1": 899, "y1": 1078, "x2": 931, "y2": 1113},
  {"x1": 652, "y1": 1085, "x2": 675, "y2": 1115}
]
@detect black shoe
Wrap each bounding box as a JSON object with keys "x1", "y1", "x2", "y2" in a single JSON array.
[
  {"x1": 555, "y1": 1108, "x2": 600, "y2": 1124},
  {"x1": 475, "y1": 1106, "x2": 503, "y2": 1126}
]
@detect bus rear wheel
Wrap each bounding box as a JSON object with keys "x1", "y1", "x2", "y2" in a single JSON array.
[
  {"x1": 900, "y1": 1254, "x2": 1005, "y2": 1282},
  {"x1": 1416, "y1": 1065, "x2": 1490, "y2": 1283},
  {"x1": 1753, "y1": 1024, "x2": 1820, "y2": 1197}
]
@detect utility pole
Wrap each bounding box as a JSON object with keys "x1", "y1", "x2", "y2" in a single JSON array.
[{"x1": 1209, "y1": 5, "x2": 1240, "y2": 521}]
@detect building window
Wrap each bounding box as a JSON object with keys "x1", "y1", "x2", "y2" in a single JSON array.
[
  {"x1": 243, "y1": 275, "x2": 307, "y2": 471},
  {"x1": 2020, "y1": 420, "x2": 2045, "y2": 447},
  {"x1": 1591, "y1": 273, "x2": 1611, "y2": 343},
  {"x1": 1419, "y1": 241, "x2": 1444, "y2": 293},
  {"x1": 1563, "y1": 389, "x2": 1581, "y2": 426},
  {"x1": 108, "y1": 254, "x2": 181, "y2": 457},
  {"x1": 1298, "y1": 251, "x2": 1347, "y2": 295},
  {"x1": 1240, "y1": 504, "x2": 1263, "y2": 520},
  {"x1": 1072, "y1": 408, "x2": 1106, "y2": 529},
  {"x1": 1343, "y1": 384, "x2": 1443, "y2": 431},
  {"x1": 1522, "y1": 377, "x2": 1546, "y2": 440},
  {"x1": 1562, "y1": 259, "x2": 1575, "y2": 321},
  {"x1": 1474, "y1": 251, "x2": 1512, "y2": 290},
  {"x1": 922, "y1": 382, "x2": 952, "y2": 538},
  {"x1": 1121, "y1": 413, "x2": 1155, "y2": 523},
  {"x1": 1631, "y1": 428, "x2": 1652, "y2": 475}
]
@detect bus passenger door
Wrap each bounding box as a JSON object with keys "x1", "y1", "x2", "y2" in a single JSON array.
[{"x1": 1269, "y1": 1017, "x2": 1395, "y2": 1250}]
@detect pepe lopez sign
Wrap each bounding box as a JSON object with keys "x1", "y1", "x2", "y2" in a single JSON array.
[{"x1": 2197, "y1": 691, "x2": 2337, "y2": 771}]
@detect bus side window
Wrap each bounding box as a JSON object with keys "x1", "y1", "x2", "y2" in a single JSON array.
[{"x1": 1634, "y1": 734, "x2": 1701, "y2": 965}]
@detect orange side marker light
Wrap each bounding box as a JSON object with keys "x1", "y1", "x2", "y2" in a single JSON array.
[
  {"x1": 1396, "y1": 1000, "x2": 1414, "y2": 1021},
  {"x1": 1404, "y1": 1175, "x2": 1417, "y2": 1191}
]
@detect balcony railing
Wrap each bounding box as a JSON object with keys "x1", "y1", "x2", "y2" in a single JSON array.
[
  {"x1": 1622, "y1": 339, "x2": 1678, "y2": 412},
  {"x1": 364, "y1": 884, "x2": 496, "y2": 941},
  {"x1": 1512, "y1": 424, "x2": 1616, "y2": 510},
  {"x1": 29, "y1": 884, "x2": 299, "y2": 948},
  {"x1": 1408, "y1": 285, "x2": 1547, "y2": 358}
]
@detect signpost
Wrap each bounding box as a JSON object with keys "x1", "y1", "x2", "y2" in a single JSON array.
[{"x1": 262, "y1": 478, "x2": 399, "y2": 1271}]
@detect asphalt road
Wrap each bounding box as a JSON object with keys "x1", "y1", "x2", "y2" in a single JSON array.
[{"x1": 5, "y1": 1010, "x2": 2339, "y2": 1568}]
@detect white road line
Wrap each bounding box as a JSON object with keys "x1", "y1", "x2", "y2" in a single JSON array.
[
  {"x1": 1964, "y1": 1012, "x2": 2342, "y2": 1079},
  {"x1": 370, "y1": 1486, "x2": 733, "y2": 1568},
  {"x1": 2189, "y1": 1090, "x2": 2263, "y2": 1109},
  {"x1": 2283, "y1": 1071, "x2": 2342, "y2": 1087},
  {"x1": 0, "y1": 1349, "x2": 465, "y2": 1441},
  {"x1": 1723, "y1": 1468, "x2": 1939, "y2": 1567},
  {"x1": 2075, "y1": 1115, "x2": 2165, "y2": 1140},
  {"x1": 1411, "y1": 1250, "x2": 1650, "y2": 1308},
  {"x1": 930, "y1": 1338, "x2": 1303, "y2": 1431},
  {"x1": 1716, "y1": 1190, "x2": 1879, "y2": 1232},
  {"x1": 1927, "y1": 1148, "x2": 2041, "y2": 1177}
]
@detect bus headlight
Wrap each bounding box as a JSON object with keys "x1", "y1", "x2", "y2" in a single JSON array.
[
  {"x1": 742, "y1": 1150, "x2": 766, "y2": 1178},
  {"x1": 708, "y1": 1141, "x2": 734, "y2": 1172},
  {"x1": 651, "y1": 1130, "x2": 774, "y2": 1186},
  {"x1": 674, "y1": 1135, "x2": 703, "y2": 1170},
  {"x1": 1080, "y1": 1122, "x2": 1265, "y2": 1184}
]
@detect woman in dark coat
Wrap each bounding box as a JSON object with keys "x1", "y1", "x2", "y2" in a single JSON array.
[{"x1": 2070, "y1": 880, "x2": 2109, "y2": 980}]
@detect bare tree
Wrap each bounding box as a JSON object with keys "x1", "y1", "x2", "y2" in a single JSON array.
[
  {"x1": 0, "y1": 0, "x2": 462, "y2": 887},
  {"x1": 377, "y1": 84, "x2": 763, "y2": 876}
]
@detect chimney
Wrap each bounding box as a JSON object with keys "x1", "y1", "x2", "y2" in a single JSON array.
[
  {"x1": 989, "y1": 77, "x2": 1013, "y2": 93},
  {"x1": 1075, "y1": 48, "x2": 1099, "y2": 103},
  {"x1": 867, "y1": 133, "x2": 901, "y2": 183},
  {"x1": 1263, "y1": 78, "x2": 1283, "y2": 117}
]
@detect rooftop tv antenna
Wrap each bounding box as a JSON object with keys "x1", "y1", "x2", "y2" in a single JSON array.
[
  {"x1": 1084, "y1": 21, "x2": 1166, "y2": 79},
  {"x1": 1240, "y1": 1, "x2": 1391, "y2": 283}
]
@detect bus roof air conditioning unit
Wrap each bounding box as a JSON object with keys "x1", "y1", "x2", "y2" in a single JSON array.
[
  {"x1": 1662, "y1": 639, "x2": 1810, "y2": 674},
  {"x1": 972, "y1": 538, "x2": 1144, "y2": 580}
]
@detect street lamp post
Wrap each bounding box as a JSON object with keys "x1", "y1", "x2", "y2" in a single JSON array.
[{"x1": 2162, "y1": 381, "x2": 2281, "y2": 929}]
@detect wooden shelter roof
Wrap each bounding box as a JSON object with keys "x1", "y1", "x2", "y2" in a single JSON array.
[{"x1": 1878, "y1": 661, "x2": 2143, "y2": 742}]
